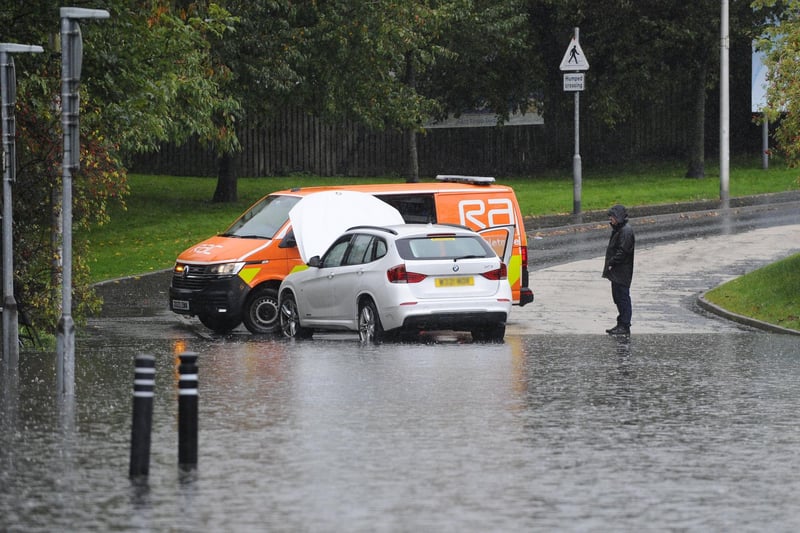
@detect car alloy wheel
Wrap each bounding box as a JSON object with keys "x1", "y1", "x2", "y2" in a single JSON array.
[
  {"x1": 279, "y1": 293, "x2": 312, "y2": 339},
  {"x1": 358, "y1": 299, "x2": 384, "y2": 344}
]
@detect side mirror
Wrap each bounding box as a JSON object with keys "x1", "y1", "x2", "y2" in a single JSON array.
[
  {"x1": 279, "y1": 229, "x2": 296, "y2": 248},
  {"x1": 307, "y1": 256, "x2": 321, "y2": 268}
]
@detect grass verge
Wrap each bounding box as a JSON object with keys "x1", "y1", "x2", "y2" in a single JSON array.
[
  {"x1": 704, "y1": 253, "x2": 800, "y2": 332},
  {"x1": 81, "y1": 157, "x2": 799, "y2": 282}
]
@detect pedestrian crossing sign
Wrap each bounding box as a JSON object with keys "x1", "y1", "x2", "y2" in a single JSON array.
[{"x1": 559, "y1": 37, "x2": 589, "y2": 71}]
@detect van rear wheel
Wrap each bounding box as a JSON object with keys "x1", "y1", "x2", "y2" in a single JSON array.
[{"x1": 243, "y1": 286, "x2": 280, "y2": 334}]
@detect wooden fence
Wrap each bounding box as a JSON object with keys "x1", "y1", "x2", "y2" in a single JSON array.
[{"x1": 130, "y1": 95, "x2": 759, "y2": 178}]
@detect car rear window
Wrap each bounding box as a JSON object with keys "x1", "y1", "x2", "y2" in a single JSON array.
[{"x1": 396, "y1": 235, "x2": 494, "y2": 260}]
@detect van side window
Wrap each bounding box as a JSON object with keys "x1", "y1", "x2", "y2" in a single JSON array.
[{"x1": 376, "y1": 194, "x2": 436, "y2": 224}]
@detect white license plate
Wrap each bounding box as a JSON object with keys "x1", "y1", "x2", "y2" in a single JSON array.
[
  {"x1": 172, "y1": 299, "x2": 190, "y2": 311},
  {"x1": 434, "y1": 276, "x2": 474, "y2": 287}
]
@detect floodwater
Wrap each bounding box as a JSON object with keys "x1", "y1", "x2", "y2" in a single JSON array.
[{"x1": 3, "y1": 331, "x2": 800, "y2": 531}]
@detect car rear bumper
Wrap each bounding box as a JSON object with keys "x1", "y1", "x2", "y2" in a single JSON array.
[{"x1": 400, "y1": 311, "x2": 507, "y2": 332}]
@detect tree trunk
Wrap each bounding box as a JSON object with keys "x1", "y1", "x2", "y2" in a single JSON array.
[
  {"x1": 405, "y1": 128, "x2": 419, "y2": 183},
  {"x1": 403, "y1": 55, "x2": 419, "y2": 183},
  {"x1": 213, "y1": 152, "x2": 238, "y2": 203},
  {"x1": 685, "y1": 62, "x2": 708, "y2": 179}
]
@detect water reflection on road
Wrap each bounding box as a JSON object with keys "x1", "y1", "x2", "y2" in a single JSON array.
[{"x1": 2, "y1": 331, "x2": 800, "y2": 531}]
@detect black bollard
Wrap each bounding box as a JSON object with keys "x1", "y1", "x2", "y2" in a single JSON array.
[
  {"x1": 178, "y1": 351, "x2": 199, "y2": 470},
  {"x1": 129, "y1": 353, "x2": 155, "y2": 478}
]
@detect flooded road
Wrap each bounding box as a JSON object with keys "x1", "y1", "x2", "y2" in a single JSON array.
[
  {"x1": 2, "y1": 198, "x2": 800, "y2": 531},
  {"x1": 2, "y1": 332, "x2": 800, "y2": 531}
]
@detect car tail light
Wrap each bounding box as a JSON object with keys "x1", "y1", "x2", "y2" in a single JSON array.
[
  {"x1": 387, "y1": 264, "x2": 427, "y2": 283},
  {"x1": 521, "y1": 245, "x2": 529, "y2": 271},
  {"x1": 481, "y1": 263, "x2": 507, "y2": 280}
]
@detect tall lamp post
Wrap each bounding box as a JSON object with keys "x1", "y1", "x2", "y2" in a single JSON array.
[
  {"x1": 56, "y1": 7, "x2": 109, "y2": 397},
  {"x1": 720, "y1": 0, "x2": 730, "y2": 208},
  {"x1": 1, "y1": 44, "x2": 43, "y2": 365}
]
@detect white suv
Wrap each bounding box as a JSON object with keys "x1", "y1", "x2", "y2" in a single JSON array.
[{"x1": 278, "y1": 224, "x2": 513, "y2": 343}]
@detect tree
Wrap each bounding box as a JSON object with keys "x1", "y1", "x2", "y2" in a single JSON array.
[
  {"x1": 3, "y1": 1, "x2": 240, "y2": 332},
  {"x1": 209, "y1": 0, "x2": 304, "y2": 201},
  {"x1": 753, "y1": 0, "x2": 800, "y2": 171},
  {"x1": 528, "y1": 0, "x2": 766, "y2": 179}
]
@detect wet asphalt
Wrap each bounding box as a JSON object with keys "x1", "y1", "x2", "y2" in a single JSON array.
[{"x1": 89, "y1": 191, "x2": 800, "y2": 340}]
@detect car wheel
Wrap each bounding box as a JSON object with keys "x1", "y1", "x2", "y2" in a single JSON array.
[
  {"x1": 198, "y1": 313, "x2": 241, "y2": 334},
  {"x1": 279, "y1": 293, "x2": 312, "y2": 339},
  {"x1": 358, "y1": 299, "x2": 384, "y2": 344},
  {"x1": 471, "y1": 323, "x2": 506, "y2": 343},
  {"x1": 242, "y1": 286, "x2": 280, "y2": 334}
]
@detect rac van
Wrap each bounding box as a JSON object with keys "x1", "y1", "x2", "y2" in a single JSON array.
[{"x1": 169, "y1": 175, "x2": 534, "y2": 334}]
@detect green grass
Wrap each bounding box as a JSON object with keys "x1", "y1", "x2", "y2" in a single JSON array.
[
  {"x1": 81, "y1": 157, "x2": 799, "y2": 282},
  {"x1": 705, "y1": 253, "x2": 800, "y2": 332}
]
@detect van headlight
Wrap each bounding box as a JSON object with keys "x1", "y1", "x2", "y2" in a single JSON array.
[{"x1": 209, "y1": 262, "x2": 245, "y2": 276}]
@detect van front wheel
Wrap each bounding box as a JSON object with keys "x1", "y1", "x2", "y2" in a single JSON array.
[{"x1": 243, "y1": 286, "x2": 280, "y2": 334}]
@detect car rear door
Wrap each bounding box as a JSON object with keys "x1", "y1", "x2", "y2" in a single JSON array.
[{"x1": 328, "y1": 233, "x2": 376, "y2": 322}]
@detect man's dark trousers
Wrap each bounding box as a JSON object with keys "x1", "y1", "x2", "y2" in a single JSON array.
[{"x1": 611, "y1": 281, "x2": 632, "y2": 328}]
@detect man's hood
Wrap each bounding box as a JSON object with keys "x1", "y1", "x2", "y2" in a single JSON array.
[{"x1": 608, "y1": 204, "x2": 628, "y2": 224}]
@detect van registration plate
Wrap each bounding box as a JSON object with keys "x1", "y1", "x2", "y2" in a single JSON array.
[
  {"x1": 435, "y1": 276, "x2": 474, "y2": 287},
  {"x1": 172, "y1": 299, "x2": 190, "y2": 311}
]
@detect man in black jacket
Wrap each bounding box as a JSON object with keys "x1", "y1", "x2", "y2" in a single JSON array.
[{"x1": 602, "y1": 204, "x2": 635, "y2": 335}]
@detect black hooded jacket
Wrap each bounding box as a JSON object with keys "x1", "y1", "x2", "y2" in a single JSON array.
[{"x1": 602, "y1": 204, "x2": 635, "y2": 287}]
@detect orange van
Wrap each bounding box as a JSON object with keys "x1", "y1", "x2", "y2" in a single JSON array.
[{"x1": 169, "y1": 176, "x2": 534, "y2": 334}]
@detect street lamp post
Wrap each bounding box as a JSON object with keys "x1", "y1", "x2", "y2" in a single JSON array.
[
  {"x1": 56, "y1": 7, "x2": 109, "y2": 397},
  {"x1": 1, "y1": 44, "x2": 43, "y2": 366},
  {"x1": 720, "y1": 0, "x2": 730, "y2": 208}
]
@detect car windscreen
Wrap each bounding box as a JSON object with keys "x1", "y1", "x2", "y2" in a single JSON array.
[
  {"x1": 222, "y1": 195, "x2": 300, "y2": 239},
  {"x1": 395, "y1": 235, "x2": 494, "y2": 260}
]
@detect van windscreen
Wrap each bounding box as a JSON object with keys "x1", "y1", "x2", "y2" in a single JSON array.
[{"x1": 223, "y1": 195, "x2": 300, "y2": 239}]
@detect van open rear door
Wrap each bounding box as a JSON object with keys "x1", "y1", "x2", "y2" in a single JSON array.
[{"x1": 478, "y1": 225, "x2": 513, "y2": 266}]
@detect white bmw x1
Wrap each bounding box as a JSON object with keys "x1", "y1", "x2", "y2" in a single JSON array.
[{"x1": 278, "y1": 223, "x2": 513, "y2": 343}]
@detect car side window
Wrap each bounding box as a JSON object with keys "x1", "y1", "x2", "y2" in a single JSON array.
[
  {"x1": 343, "y1": 234, "x2": 373, "y2": 265},
  {"x1": 372, "y1": 238, "x2": 387, "y2": 261},
  {"x1": 321, "y1": 236, "x2": 352, "y2": 268}
]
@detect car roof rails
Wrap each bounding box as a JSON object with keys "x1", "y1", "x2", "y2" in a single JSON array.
[
  {"x1": 435, "y1": 175, "x2": 496, "y2": 185},
  {"x1": 346, "y1": 225, "x2": 399, "y2": 235}
]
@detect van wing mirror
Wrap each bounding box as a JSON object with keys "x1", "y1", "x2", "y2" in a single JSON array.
[
  {"x1": 279, "y1": 229, "x2": 297, "y2": 248},
  {"x1": 307, "y1": 255, "x2": 321, "y2": 268}
]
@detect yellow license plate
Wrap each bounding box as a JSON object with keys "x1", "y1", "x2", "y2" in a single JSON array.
[{"x1": 435, "y1": 276, "x2": 474, "y2": 287}]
